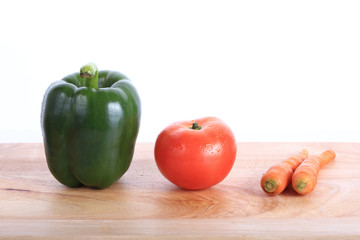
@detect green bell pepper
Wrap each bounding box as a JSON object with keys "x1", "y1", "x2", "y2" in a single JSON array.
[{"x1": 41, "y1": 63, "x2": 141, "y2": 189}]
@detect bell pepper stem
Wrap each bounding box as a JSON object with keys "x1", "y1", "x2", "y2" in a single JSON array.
[{"x1": 80, "y1": 63, "x2": 99, "y2": 89}]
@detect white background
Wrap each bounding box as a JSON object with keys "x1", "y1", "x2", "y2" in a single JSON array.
[{"x1": 1, "y1": 0, "x2": 359, "y2": 143}]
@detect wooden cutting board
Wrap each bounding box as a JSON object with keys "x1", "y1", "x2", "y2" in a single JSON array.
[{"x1": 0, "y1": 142, "x2": 359, "y2": 239}]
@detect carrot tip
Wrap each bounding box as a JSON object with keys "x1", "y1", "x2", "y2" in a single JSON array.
[{"x1": 263, "y1": 180, "x2": 277, "y2": 193}]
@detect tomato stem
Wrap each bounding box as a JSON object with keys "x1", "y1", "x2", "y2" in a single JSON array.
[{"x1": 190, "y1": 122, "x2": 202, "y2": 130}]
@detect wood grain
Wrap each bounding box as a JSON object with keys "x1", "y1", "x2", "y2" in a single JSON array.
[{"x1": 0, "y1": 142, "x2": 359, "y2": 239}]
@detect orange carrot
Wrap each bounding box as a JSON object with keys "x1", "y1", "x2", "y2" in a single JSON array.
[
  {"x1": 292, "y1": 150, "x2": 336, "y2": 195},
  {"x1": 261, "y1": 149, "x2": 309, "y2": 195}
]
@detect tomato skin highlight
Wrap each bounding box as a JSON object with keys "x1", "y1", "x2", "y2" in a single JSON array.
[{"x1": 154, "y1": 117, "x2": 237, "y2": 190}]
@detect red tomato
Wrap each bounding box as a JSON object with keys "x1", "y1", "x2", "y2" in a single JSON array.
[{"x1": 154, "y1": 117, "x2": 237, "y2": 190}]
